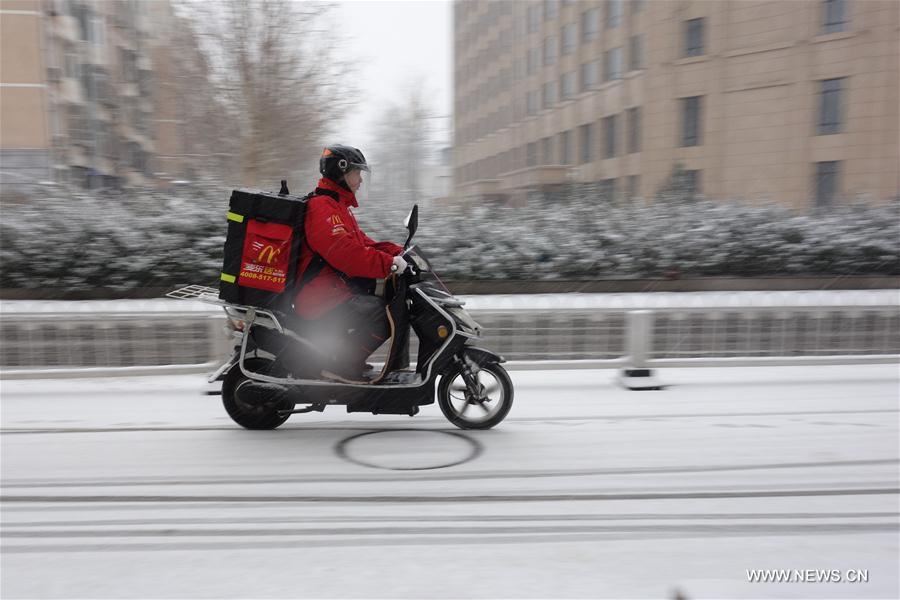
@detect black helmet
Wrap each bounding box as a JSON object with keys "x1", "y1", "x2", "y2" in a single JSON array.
[{"x1": 319, "y1": 145, "x2": 369, "y2": 183}]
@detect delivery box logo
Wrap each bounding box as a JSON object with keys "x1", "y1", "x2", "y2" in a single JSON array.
[
  {"x1": 238, "y1": 220, "x2": 294, "y2": 293},
  {"x1": 257, "y1": 245, "x2": 282, "y2": 265}
]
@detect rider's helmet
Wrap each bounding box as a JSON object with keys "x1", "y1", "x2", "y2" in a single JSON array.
[{"x1": 319, "y1": 145, "x2": 369, "y2": 183}]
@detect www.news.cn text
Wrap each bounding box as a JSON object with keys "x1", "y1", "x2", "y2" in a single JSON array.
[{"x1": 747, "y1": 569, "x2": 869, "y2": 584}]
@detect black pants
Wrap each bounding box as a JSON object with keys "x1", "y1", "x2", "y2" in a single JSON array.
[{"x1": 313, "y1": 295, "x2": 390, "y2": 374}]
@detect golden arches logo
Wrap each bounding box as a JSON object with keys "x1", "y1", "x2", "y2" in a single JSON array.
[{"x1": 257, "y1": 245, "x2": 282, "y2": 265}]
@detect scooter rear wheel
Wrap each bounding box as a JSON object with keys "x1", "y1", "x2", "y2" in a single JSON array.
[
  {"x1": 222, "y1": 359, "x2": 293, "y2": 430},
  {"x1": 438, "y1": 362, "x2": 513, "y2": 430}
]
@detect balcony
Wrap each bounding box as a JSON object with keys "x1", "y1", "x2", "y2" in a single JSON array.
[
  {"x1": 119, "y1": 83, "x2": 138, "y2": 97},
  {"x1": 99, "y1": 89, "x2": 117, "y2": 108},
  {"x1": 457, "y1": 179, "x2": 502, "y2": 198},
  {"x1": 83, "y1": 45, "x2": 108, "y2": 67},
  {"x1": 65, "y1": 146, "x2": 89, "y2": 168},
  {"x1": 497, "y1": 165, "x2": 571, "y2": 191},
  {"x1": 51, "y1": 16, "x2": 80, "y2": 43},
  {"x1": 58, "y1": 78, "x2": 84, "y2": 104}
]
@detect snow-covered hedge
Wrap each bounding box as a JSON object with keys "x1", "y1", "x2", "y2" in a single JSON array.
[
  {"x1": 1, "y1": 182, "x2": 897, "y2": 291},
  {"x1": 0, "y1": 184, "x2": 225, "y2": 291}
]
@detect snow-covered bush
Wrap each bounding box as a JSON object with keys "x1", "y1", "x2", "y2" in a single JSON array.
[
  {"x1": 0, "y1": 183, "x2": 226, "y2": 291},
  {"x1": 356, "y1": 191, "x2": 899, "y2": 281},
  {"x1": 1, "y1": 182, "x2": 897, "y2": 292}
]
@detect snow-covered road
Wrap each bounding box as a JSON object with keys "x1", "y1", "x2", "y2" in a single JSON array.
[{"x1": 2, "y1": 366, "x2": 898, "y2": 599}]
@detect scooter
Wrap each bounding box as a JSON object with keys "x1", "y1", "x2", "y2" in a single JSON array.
[{"x1": 167, "y1": 205, "x2": 513, "y2": 430}]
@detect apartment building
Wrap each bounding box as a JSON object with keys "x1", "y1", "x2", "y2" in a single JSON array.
[
  {"x1": 0, "y1": 0, "x2": 206, "y2": 189},
  {"x1": 1, "y1": 0, "x2": 52, "y2": 186},
  {"x1": 453, "y1": 0, "x2": 899, "y2": 211}
]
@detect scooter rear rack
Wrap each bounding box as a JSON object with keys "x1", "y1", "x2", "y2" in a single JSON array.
[{"x1": 165, "y1": 284, "x2": 221, "y2": 304}]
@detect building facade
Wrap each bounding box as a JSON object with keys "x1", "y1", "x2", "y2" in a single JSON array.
[
  {"x1": 1, "y1": 0, "x2": 210, "y2": 189},
  {"x1": 0, "y1": 0, "x2": 53, "y2": 186},
  {"x1": 452, "y1": 0, "x2": 899, "y2": 211}
]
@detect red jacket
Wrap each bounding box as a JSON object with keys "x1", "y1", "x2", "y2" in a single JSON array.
[{"x1": 293, "y1": 178, "x2": 402, "y2": 318}]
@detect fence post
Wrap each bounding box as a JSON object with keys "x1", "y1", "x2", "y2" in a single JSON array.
[
  {"x1": 620, "y1": 310, "x2": 662, "y2": 390},
  {"x1": 207, "y1": 316, "x2": 230, "y2": 363}
]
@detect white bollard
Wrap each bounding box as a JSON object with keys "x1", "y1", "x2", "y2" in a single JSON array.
[{"x1": 619, "y1": 310, "x2": 664, "y2": 390}]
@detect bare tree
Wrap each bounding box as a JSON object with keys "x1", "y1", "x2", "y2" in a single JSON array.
[
  {"x1": 163, "y1": 12, "x2": 240, "y2": 182},
  {"x1": 179, "y1": 0, "x2": 352, "y2": 187},
  {"x1": 368, "y1": 81, "x2": 433, "y2": 210}
]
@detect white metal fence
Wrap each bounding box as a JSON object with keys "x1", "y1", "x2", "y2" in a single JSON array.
[{"x1": 1, "y1": 292, "x2": 897, "y2": 378}]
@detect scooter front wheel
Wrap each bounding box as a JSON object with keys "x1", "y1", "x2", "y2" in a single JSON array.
[{"x1": 437, "y1": 361, "x2": 513, "y2": 430}]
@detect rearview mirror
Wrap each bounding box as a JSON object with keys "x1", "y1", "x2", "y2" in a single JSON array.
[{"x1": 403, "y1": 205, "x2": 419, "y2": 249}]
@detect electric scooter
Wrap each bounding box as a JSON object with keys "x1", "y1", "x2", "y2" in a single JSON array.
[{"x1": 167, "y1": 205, "x2": 513, "y2": 430}]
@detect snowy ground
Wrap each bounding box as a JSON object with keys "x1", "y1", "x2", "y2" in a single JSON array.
[{"x1": 2, "y1": 365, "x2": 898, "y2": 599}]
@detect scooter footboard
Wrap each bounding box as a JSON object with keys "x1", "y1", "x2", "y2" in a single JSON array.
[{"x1": 345, "y1": 382, "x2": 436, "y2": 414}]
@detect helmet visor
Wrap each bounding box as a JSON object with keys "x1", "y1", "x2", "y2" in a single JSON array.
[{"x1": 357, "y1": 168, "x2": 371, "y2": 203}]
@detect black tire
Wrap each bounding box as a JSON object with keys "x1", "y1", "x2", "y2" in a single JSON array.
[
  {"x1": 221, "y1": 359, "x2": 293, "y2": 430},
  {"x1": 437, "y1": 361, "x2": 513, "y2": 430}
]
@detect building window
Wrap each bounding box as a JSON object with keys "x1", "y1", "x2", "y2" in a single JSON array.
[
  {"x1": 80, "y1": 66, "x2": 96, "y2": 101},
  {"x1": 137, "y1": 70, "x2": 153, "y2": 102},
  {"x1": 627, "y1": 107, "x2": 641, "y2": 153},
  {"x1": 527, "y1": 142, "x2": 538, "y2": 167},
  {"x1": 527, "y1": 48, "x2": 540, "y2": 75},
  {"x1": 67, "y1": 105, "x2": 88, "y2": 146},
  {"x1": 582, "y1": 7, "x2": 599, "y2": 41},
  {"x1": 603, "y1": 115, "x2": 618, "y2": 158},
  {"x1": 545, "y1": 0, "x2": 559, "y2": 21},
  {"x1": 528, "y1": 4, "x2": 541, "y2": 32},
  {"x1": 544, "y1": 36, "x2": 557, "y2": 66},
  {"x1": 561, "y1": 71, "x2": 576, "y2": 99},
  {"x1": 579, "y1": 123, "x2": 594, "y2": 163},
  {"x1": 73, "y1": 4, "x2": 91, "y2": 41},
  {"x1": 814, "y1": 161, "x2": 840, "y2": 207},
  {"x1": 601, "y1": 178, "x2": 617, "y2": 199},
  {"x1": 627, "y1": 174, "x2": 640, "y2": 198},
  {"x1": 818, "y1": 77, "x2": 845, "y2": 135},
  {"x1": 90, "y1": 16, "x2": 105, "y2": 46},
  {"x1": 629, "y1": 34, "x2": 644, "y2": 71},
  {"x1": 98, "y1": 127, "x2": 116, "y2": 159},
  {"x1": 527, "y1": 90, "x2": 539, "y2": 115},
  {"x1": 607, "y1": 0, "x2": 623, "y2": 29},
  {"x1": 822, "y1": 0, "x2": 847, "y2": 34},
  {"x1": 561, "y1": 22, "x2": 577, "y2": 54},
  {"x1": 683, "y1": 170, "x2": 701, "y2": 196},
  {"x1": 604, "y1": 47, "x2": 623, "y2": 81},
  {"x1": 94, "y1": 69, "x2": 109, "y2": 104},
  {"x1": 685, "y1": 18, "x2": 705, "y2": 57},
  {"x1": 681, "y1": 96, "x2": 703, "y2": 147},
  {"x1": 581, "y1": 61, "x2": 599, "y2": 90},
  {"x1": 65, "y1": 48, "x2": 80, "y2": 79},
  {"x1": 560, "y1": 130, "x2": 573, "y2": 165},
  {"x1": 543, "y1": 81, "x2": 557, "y2": 108},
  {"x1": 542, "y1": 136, "x2": 554, "y2": 164}
]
